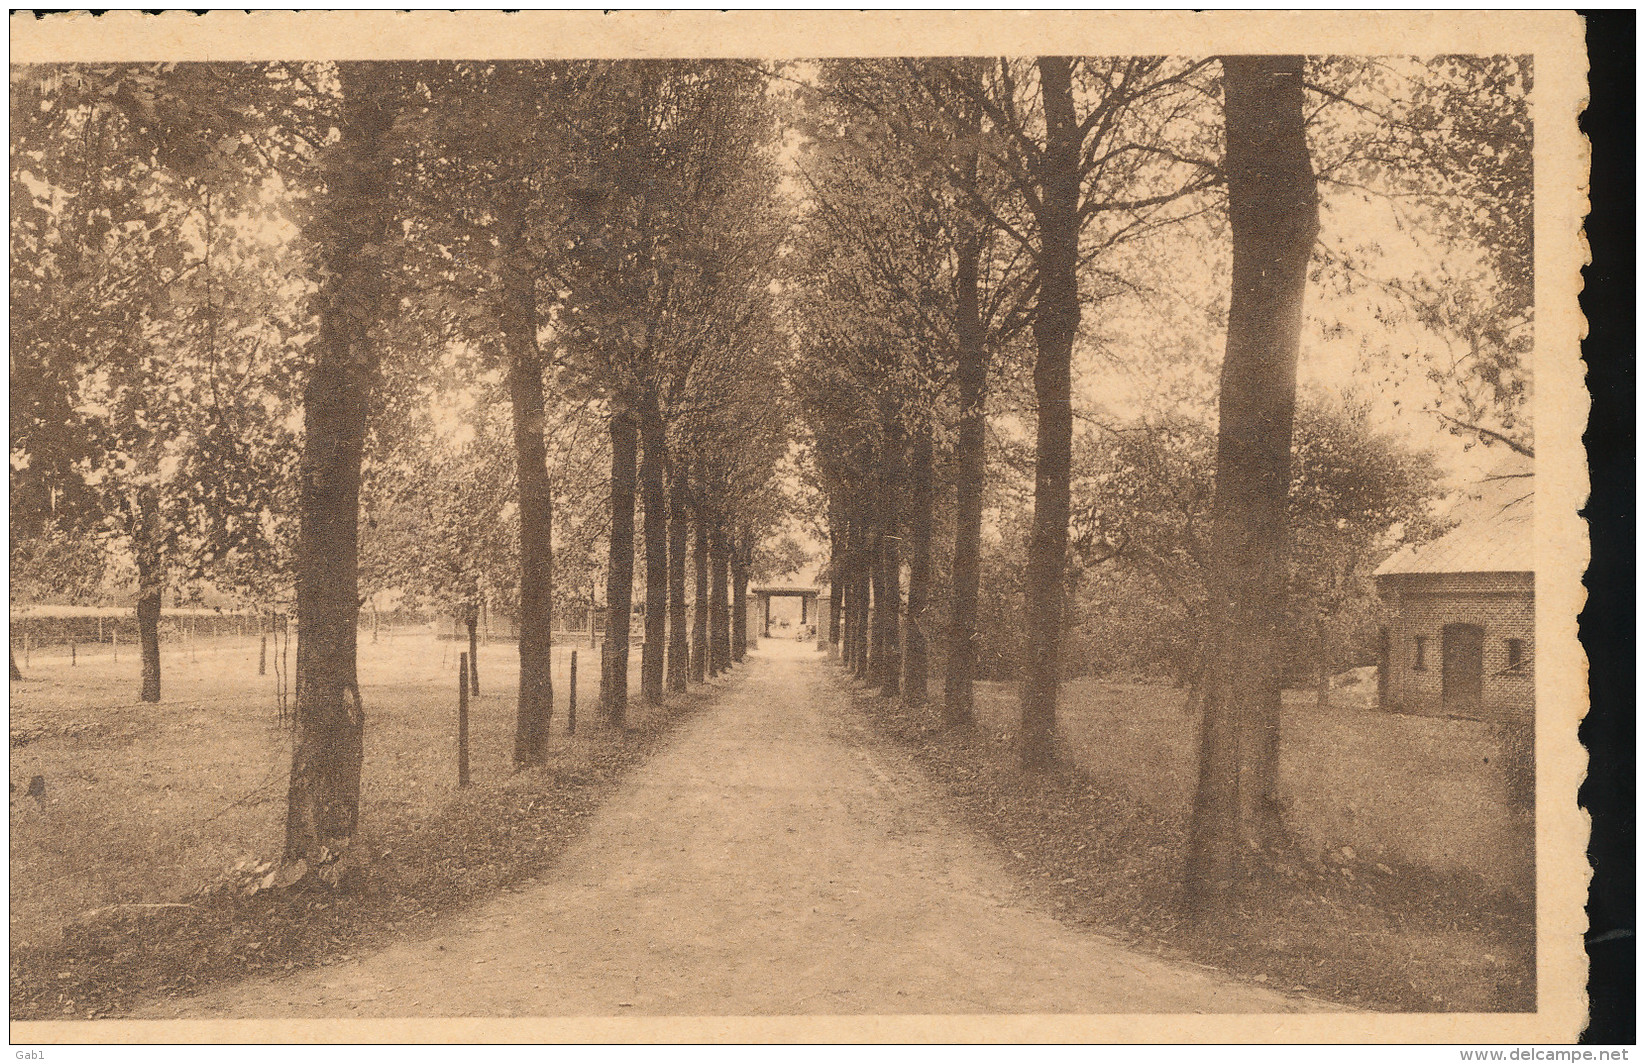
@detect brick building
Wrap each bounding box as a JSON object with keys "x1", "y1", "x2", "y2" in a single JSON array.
[{"x1": 1373, "y1": 457, "x2": 1534, "y2": 723}]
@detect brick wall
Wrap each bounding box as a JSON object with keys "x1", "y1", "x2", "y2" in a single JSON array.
[{"x1": 1377, "y1": 572, "x2": 1534, "y2": 723}]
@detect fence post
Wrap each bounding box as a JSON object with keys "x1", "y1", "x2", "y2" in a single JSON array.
[
  {"x1": 259, "y1": 632, "x2": 267, "y2": 676},
  {"x1": 567, "y1": 649, "x2": 578, "y2": 736},
  {"x1": 458, "y1": 652, "x2": 471, "y2": 788},
  {"x1": 70, "y1": 641, "x2": 76, "y2": 667},
  {"x1": 112, "y1": 628, "x2": 118, "y2": 663},
  {"x1": 467, "y1": 617, "x2": 480, "y2": 695}
]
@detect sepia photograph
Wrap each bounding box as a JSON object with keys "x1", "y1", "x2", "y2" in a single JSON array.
[{"x1": 8, "y1": 10, "x2": 1590, "y2": 1044}]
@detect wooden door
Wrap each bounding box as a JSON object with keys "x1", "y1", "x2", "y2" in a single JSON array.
[{"x1": 1442, "y1": 623, "x2": 1485, "y2": 712}]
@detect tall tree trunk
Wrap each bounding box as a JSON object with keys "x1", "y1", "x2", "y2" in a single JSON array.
[
  {"x1": 466, "y1": 610, "x2": 479, "y2": 695},
  {"x1": 853, "y1": 521, "x2": 872, "y2": 680},
  {"x1": 730, "y1": 539, "x2": 749, "y2": 662},
  {"x1": 874, "y1": 423, "x2": 903, "y2": 697},
  {"x1": 666, "y1": 471, "x2": 689, "y2": 692},
  {"x1": 284, "y1": 63, "x2": 399, "y2": 869},
  {"x1": 503, "y1": 210, "x2": 554, "y2": 766},
  {"x1": 877, "y1": 528, "x2": 902, "y2": 697},
  {"x1": 638, "y1": 395, "x2": 668, "y2": 705},
  {"x1": 691, "y1": 503, "x2": 709, "y2": 682},
  {"x1": 1185, "y1": 54, "x2": 1318, "y2": 917},
  {"x1": 602, "y1": 408, "x2": 638, "y2": 727},
  {"x1": 1018, "y1": 56, "x2": 1081, "y2": 769},
  {"x1": 945, "y1": 226, "x2": 989, "y2": 726},
  {"x1": 709, "y1": 522, "x2": 730, "y2": 674},
  {"x1": 134, "y1": 488, "x2": 163, "y2": 704},
  {"x1": 136, "y1": 587, "x2": 161, "y2": 703},
  {"x1": 828, "y1": 524, "x2": 844, "y2": 658},
  {"x1": 903, "y1": 423, "x2": 934, "y2": 704},
  {"x1": 867, "y1": 529, "x2": 887, "y2": 683},
  {"x1": 838, "y1": 524, "x2": 855, "y2": 670}
]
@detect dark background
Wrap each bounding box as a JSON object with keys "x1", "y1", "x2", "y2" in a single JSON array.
[{"x1": 1577, "y1": 7, "x2": 1634, "y2": 1047}]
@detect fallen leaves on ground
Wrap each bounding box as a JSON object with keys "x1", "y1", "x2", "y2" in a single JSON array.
[
  {"x1": 846, "y1": 687, "x2": 1535, "y2": 1014},
  {"x1": 10, "y1": 689, "x2": 712, "y2": 1020}
]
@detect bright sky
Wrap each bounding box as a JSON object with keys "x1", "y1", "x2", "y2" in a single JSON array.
[
  {"x1": 1079, "y1": 185, "x2": 1513, "y2": 492},
  {"x1": 776, "y1": 61, "x2": 1526, "y2": 504}
]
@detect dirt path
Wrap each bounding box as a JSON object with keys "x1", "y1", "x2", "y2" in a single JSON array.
[{"x1": 142, "y1": 640, "x2": 1322, "y2": 1018}]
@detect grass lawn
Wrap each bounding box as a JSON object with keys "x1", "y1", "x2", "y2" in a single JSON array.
[
  {"x1": 972, "y1": 675, "x2": 1534, "y2": 898},
  {"x1": 852, "y1": 672, "x2": 1535, "y2": 1013},
  {"x1": 9, "y1": 628, "x2": 690, "y2": 1019}
]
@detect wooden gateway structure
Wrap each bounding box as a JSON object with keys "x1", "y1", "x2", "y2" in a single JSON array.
[{"x1": 747, "y1": 583, "x2": 829, "y2": 649}]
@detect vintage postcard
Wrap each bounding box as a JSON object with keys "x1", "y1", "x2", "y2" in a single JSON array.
[{"x1": 9, "y1": 10, "x2": 1590, "y2": 1045}]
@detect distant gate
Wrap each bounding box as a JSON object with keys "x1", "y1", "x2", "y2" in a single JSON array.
[{"x1": 749, "y1": 585, "x2": 828, "y2": 649}]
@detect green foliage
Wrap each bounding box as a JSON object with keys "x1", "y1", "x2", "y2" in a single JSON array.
[
  {"x1": 9, "y1": 55, "x2": 1527, "y2": 678},
  {"x1": 10, "y1": 63, "x2": 308, "y2": 608},
  {"x1": 1306, "y1": 56, "x2": 1534, "y2": 453},
  {"x1": 749, "y1": 534, "x2": 810, "y2": 583},
  {"x1": 10, "y1": 526, "x2": 114, "y2": 605},
  {"x1": 1025, "y1": 392, "x2": 1448, "y2": 682},
  {"x1": 357, "y1": 371, "x2": 614, "y2": 623},
  {"x1": 552, "y1": 62, "x2": 784, "y2": 406}
]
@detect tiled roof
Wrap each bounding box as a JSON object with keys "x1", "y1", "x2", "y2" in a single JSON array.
[{"x1": 1375, "y1": 454, "x2": 1534, "y2": 576}]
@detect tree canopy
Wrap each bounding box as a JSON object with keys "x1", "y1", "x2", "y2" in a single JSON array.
[{"x1": 11, "y1": 53, "x2": 1532, "y2": 908}]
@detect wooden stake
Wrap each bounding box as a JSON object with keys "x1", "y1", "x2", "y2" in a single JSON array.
[
  {"x1": 112, "y1": 629, "x2": 119, "y2": 663},
  {"x1": 567, "y1": 649, "x2": 578, "y2": 736},
  {"x1": 259, "y1": 633, "x2": 267, "y2": 676},
  {"x1": 458, "y1": 652, "x2": 471, "y2": 787},
  {"x1": 278, "y1": 618, "x2": 290, "y2": 724},
  {"x1": 467, "y1": 618, "x2": 480, "y2": 695},
  {"x1": 70, "y1": 641, "x2": 76, "y2": 667}
]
